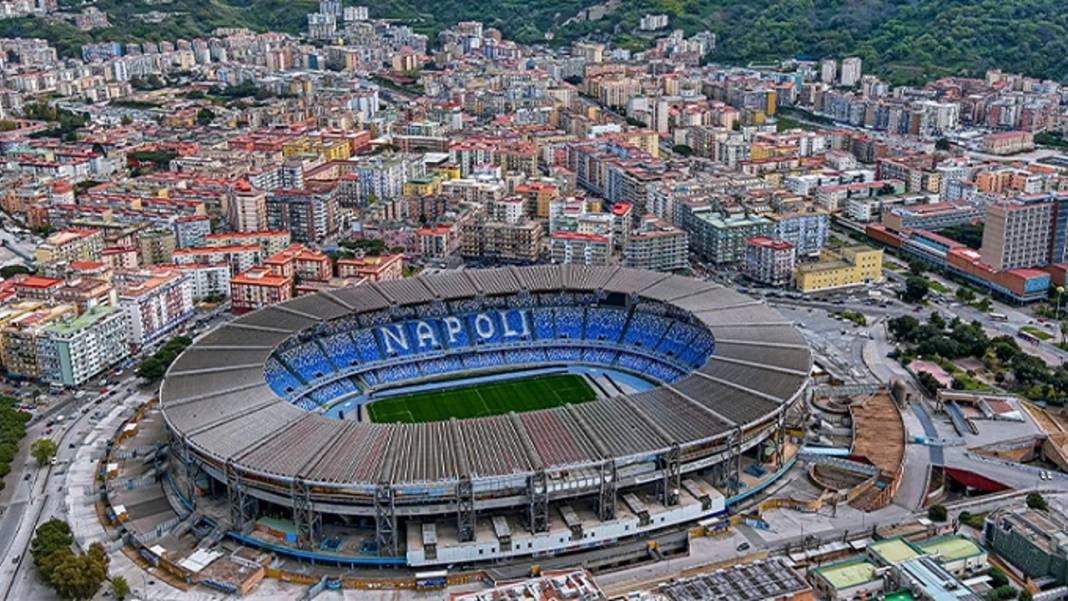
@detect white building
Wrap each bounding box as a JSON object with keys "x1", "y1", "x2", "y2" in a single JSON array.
[
  {"x1": 36, "y1": 304, "x2": 130, "y2": 387},
  {"x1": 116, "y1": 269, "x2": 195, "y2": 347},
  {"x1": 840, "y1": 57, "x2": 862, "y2": 87}
]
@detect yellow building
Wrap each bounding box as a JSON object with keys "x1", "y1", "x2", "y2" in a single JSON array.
[
  {"x1": 794, "y1": 245, "x2": 883, "y2": 293},
  {"x1": 402, "y1": 175, "x2": 443, "y2": 197}
]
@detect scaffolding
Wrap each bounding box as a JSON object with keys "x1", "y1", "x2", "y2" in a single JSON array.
[
  {"x1": 457, "y1": 476, "x2": 475, "y2": 543},
  {"x1": 374, "y1": 484, "x2": 398, "y2": 556},
  {"x1": 528, "y1": 470, "x2": 549, "y2": 533},
  {"x1": 292, "y1": 478, "x2": 320, "y2": 550},
  {"x1": 598, "y1": 460, "x2": 617, "y2": 520},
  {"x1": 225, "y1": 462, "x2": 257, "y2": 532},
  {"x1": 657, "y1": 445, "x2": 681, "y2": 507}
]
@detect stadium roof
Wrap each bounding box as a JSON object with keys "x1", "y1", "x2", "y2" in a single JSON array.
[{"x1": 161, "y1": 266, "x2": 809, "y2": 487}]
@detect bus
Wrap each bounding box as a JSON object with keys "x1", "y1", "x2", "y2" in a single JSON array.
[
  {"x1": 989, "y1": 312, "x2": 1009, "y2": 322},
  {"x1": 414, "y1": 570, "x2": 448, "y2": 590},
  {"x1": 1018, "y1": 330, "x2": 1040, "y2": 345}
]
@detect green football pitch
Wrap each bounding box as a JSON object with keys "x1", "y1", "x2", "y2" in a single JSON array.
[{"x1": 366, "y1": 373, "x2": 596, "y2": 423}]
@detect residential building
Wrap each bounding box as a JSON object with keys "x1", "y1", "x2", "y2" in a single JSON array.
[
  {"x1": 0, "y1": 304, "x2": 77, "y2": 379},
  {"x1": 230, "y1": 266, "x2": 293, "y2": 314},
  {"x1": 36, "y1": 304, "x2": 129, "y2": 387},
  {"x1": 462, "y1": 220, "x2": 544, "y2": 264},
  {"x1": 550, "y1": 232, "x2": 611, "y2": 266},
  {"x1": 138, "y1": 229, "x2": 176, "y2": 265},
  {"x1": 34, "y1": 228, "x2": 104, "y2": 269},
  {"x1": 746, "y1": 236, "x2": 795, "y2": 287},
  {"x1": 623, "y1": 215, "x2": 688, "y2": 272},
  {"x1": 768, "y1": 210, "x2": 829, "y2": 257},
  {"x1": 172, "y1": 244, "x2": 262, "y2": 275},
  {"x1": 174, "y1": 215, "x2": 212, "y2": 248},
  {"x1": 266, "y1": 187, "x2": 339, "y2": 243},
  {"x1": 688, "y1": 211, "x2": 774, "y2": 264},
  {"x1": 116, "y1": 269, "x2": 195, "y2": 347},
  {"x1": 794, "y1": 245, "x2": 884, "y2": 293},
  {"x1": 230, "y1": 185, "x2": 268, "y2": 232},
  {"x1": 264, "y1": 244, "x2": 333, "y2": 282},
  {"x1": 840, "y1": 57, "x2": 862, "y2": 87},
  {"x1": 169, "y1": 263, "x2": 231, "y2": 301},
  {"x1": 204, "y1": 230, "x2": 291, "y2": 258},
  {"x1": 337, "y1": 254, "x2": 404, "y2": 282}
]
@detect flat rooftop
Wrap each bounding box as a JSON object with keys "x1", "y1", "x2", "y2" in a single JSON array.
[
  {"x1": 870, "y1": 538, "x2": 921, "y2": 565},
  {"x1": 815, "y1": 558, "x2": 880, "y2": 590},
  {"x1": 916, "y1": 535, "x2": 984, "y2": 562}
]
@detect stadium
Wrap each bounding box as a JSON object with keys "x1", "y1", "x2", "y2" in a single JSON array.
[{"x1": 159, "y1": 265, "x2": 810, "y2": 568}]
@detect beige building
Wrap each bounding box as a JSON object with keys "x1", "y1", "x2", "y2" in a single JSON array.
[
  {"x1": 794, "y1": 245, "x2": 883, "y2": 293},
  {"x1": 980, "y1": 200, "x2": 1052, "y2": 270}
]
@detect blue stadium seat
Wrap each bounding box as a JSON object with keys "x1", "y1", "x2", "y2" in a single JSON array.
[
  {"x1": 265, "y1": 358, "x2": 303, "y2": 396},
  {"x1": 279, "y1": 343, "x2": 334, "y2": 382},
  {"x1": 531, "y1": 308, "x2": 555, "y2": 340},
  {"x1": 352, "y1": 329, "x2": 383, "y2": 363},
  {"x1": 553, "y1": 308, "x2": 584, "y2": 339},
  {"x1": 656, "y1": 322, "x2": 698, "y2": 358},
  {"x1": 616, "y1": 352, "x2": 651, "y2": 374},
  {"x1": 320, "y1": 333, "x2": 360, "y2": 368},
  {"x1": 585, "y1": 308, "x2": 627, "y2": 342},
  {"x1": 547, "y1": 347, "x2": 582, "y2": 362},
  {"x1": 583, "y1": 347, "x2": 617, "y2": 365},
  {"x1": 622, "y1": 312, "x2": 671, "y2": 349}
]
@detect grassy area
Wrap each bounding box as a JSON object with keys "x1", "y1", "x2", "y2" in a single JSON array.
[
  {"x1": 836, "y1": 310, "x2": 867, "y2": 327},
  {"x1": 928, "y1": 280, "x2": 949, "y2": 294},
  {"x1": 367, "y1": 374, "x2": 595, "y2": 423},
  {"x1": 1020, "y1": 326, "x2": 1053, "y2": 341}
]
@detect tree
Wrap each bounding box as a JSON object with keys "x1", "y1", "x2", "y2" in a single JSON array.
[
  {"x1": 120, "y1": 115, "x2": 133, "y2": 126},
  {"x1": 110, "y1": 575, "x2": 130, "y2": 601},
  {"x1": 0, "y1": 264, "x2": 31, "y2": 279},
  {"x1": 671, "y1": 144, "x2": 694, "y2": 156},
  {"x1": 903, "y1": 276, "x2": 929, "y2": 304},
  {"x1": 30, "y1": 437, "x2": 57, "y2": 466},
  {"x1": 917, "y1": 372, "x2": 943, "y2": 395},
  {"x1": 31, "y1": 518, "x2": 73, "y2": 574},
  {"x1": 48, "y1": 542, "x2": 109, "y2": 601},
  {"x1": 196, "y1": 108, "x2": 215, "y2": 126},
  {"x1": 1026, "y1": 492, "x2": 1048, "y2": 511},
  {"x1": 935, "y1": 137, "x2": 951, "y2": 151},
  {"x1": 927, "y1": 504, "x2": 948, "y2": 522}
]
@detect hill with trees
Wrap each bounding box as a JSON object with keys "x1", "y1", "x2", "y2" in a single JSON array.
[{"x1": 3, "y1": 0, "x2": 1067, "y2": 83}]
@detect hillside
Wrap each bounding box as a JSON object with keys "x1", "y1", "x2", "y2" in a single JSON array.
[{"x1": 2, "y1": 0, "x2": 1066, "y2": 84}]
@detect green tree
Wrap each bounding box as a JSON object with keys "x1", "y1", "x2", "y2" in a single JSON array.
[
  {"x1": 30, "y1": 437, "x2": 57, "y2": 466},
  {"x1": 903, "y1": 276, "x2": 929, "y2": 304},
  {"x1": 935, "y1": 138, "x2": 951, "y2": 151},
  {"x1": 1026, "y1": 492, "x2": 1048, "y2": 511},
  {"x1": 671, "y1": 144, "x2": 694, "y2": 156},
  {"x1": 196, "y1": 108, "x2": 215, "y2": 126},
  {"x1": 927, "y1": 504, "x2": 948, "y2": 522},
  {"x1": 0, "y1": 265, "x2": 31, "y2": 279},
  {"x1": 110, "y1": 575, "x2": 130, "y2": 601},
  {"x1": 49, "y1": 542, "x2": 109, "y2": 601},
  {"x1": 31, "y1": 519, "x2": 73, "y2": 574}
]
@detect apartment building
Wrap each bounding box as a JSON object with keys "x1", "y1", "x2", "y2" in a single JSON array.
[
  {"x1": 549, "y1": 232, "x2": 611, "y2": 266},
  {"x1": 688, "y1": 210, "x2": 773, "y2": 264},
  {"x1": 745, "y1": 236, "x2": 795, "y2": 287},
  {"x1": 230, "y1": 266, "x2": 294, "y2": 314},
  {"x1": 623, "y1": 215, "x2": 688, "y2": 272},
  {"x1": 36, "y1": 304, "x2": 129, "y2": 387},
  {"x1": 980, "y1": 200, "x2": 1053, "y2": 270}
]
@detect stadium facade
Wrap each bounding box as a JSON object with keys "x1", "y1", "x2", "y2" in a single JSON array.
[{"x1": 160, "y1": 265, "x2": 810, "y2": 567}]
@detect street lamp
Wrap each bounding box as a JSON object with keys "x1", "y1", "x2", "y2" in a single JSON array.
[{"x1": 1057, "y1": 286, "x2": 1066, "y2": 320}]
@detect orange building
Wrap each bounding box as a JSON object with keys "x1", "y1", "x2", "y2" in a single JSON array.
[{"x1": 230, "y1": 267, "x2": 293, "y2": 314}]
